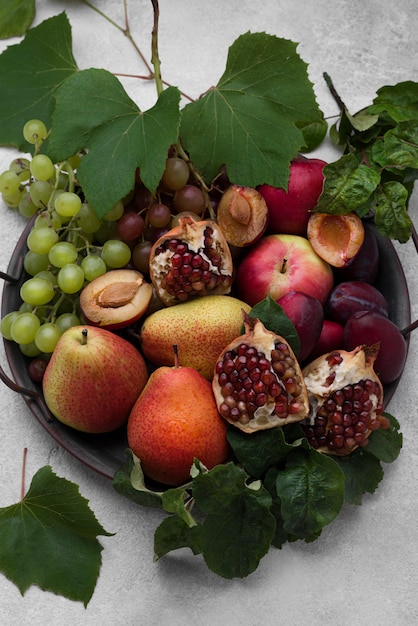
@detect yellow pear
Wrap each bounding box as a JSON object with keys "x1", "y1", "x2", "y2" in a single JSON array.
[{"x1": 140, "y1": 295, "x2": 251, "y2": 379}]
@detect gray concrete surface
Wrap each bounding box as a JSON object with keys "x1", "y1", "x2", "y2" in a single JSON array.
[{"x1": 0, "y1": 1, "x2": 417, "y2": 624}]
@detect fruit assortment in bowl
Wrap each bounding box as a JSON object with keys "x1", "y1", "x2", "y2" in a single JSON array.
[{"x1": 0, "y1": 7, "x2": 417, "y2": 579}]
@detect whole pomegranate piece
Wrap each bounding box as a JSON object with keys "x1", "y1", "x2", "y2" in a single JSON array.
[
  {"x1": 212, "y1": 314, "x2": 309, "y2": 433},
  {"x1": 149, "y1": 216, "x2": 234, "y2": 306},
  {"x1": 301, "y1": 344, "x2": 389, "y2": 455}
]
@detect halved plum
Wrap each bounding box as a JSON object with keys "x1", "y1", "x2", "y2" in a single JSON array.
[{"x1": 80, "y1": 269, "x2": 153, "y2": 329}]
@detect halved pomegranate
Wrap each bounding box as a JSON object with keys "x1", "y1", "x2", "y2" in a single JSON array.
[
  {"x1": 80, "y1": 269, "x2": 153, "y2": 329},
  {"x1": 212, "y1": 314, "x2": 309, "y2": 433},
  {"x1": 149, "y1": 216, "x2": 234, "y2": 306},
  {"x1": 301, "y1": 344, "x2": 389, "y2": 455}
]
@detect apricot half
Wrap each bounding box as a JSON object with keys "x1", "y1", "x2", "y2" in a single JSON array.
[
  {"x1": 217, "y1": 185, "x2": 268, "y2": 247},
  {"x1": 80, "y1": 269, "x2": 153, "y2": 329},
  {"x1": 307, "y1": 212, "x2": 365, "y2": 268}
]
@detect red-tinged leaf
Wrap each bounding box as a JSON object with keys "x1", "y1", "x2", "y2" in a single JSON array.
[{"x1": 0, "y1": 466, "x2": 113, "y2": 606}]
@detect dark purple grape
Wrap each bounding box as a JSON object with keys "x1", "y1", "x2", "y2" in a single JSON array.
[
  {"x1": 173, "y1": 184, "x2": 206, "y2": 214},
  {"x1": 343, "y1": 311, "x2": 407, "y2": 384},
  {"x1": 117, "y1": 212, "x2": 145, "y2": 241},
  {"x1": 326, "y1": 281, "x2": 388, "y2": 325}
]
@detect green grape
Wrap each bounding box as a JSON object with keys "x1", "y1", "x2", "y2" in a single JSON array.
[
  {"x1": 11, "y1": 312, "x2": 41, "y2": 344},
  {"x1": 54, "y1": 191, "x2": 82, "y2": 217},
  {"x1": 20, "y1": 341, "x2": 42, "y2": 357},
  {"x1": 81, "y1": 255, "x2": 107, "y2": 281},
  {"x1": 1, "y1": 311, "x2": 21, "y2": 340},
  {"x1": 65, "y1": 154, "x2": 81, "y2": 170},
  {"x1": 103, "y1": 200, "x2": 124, "y2": 221},
  {"x1": 23, "y1": 250, "x2": 50, "y2": 276},
  {"x1": 9, "y1": 158, "x2": 31, "y2": 182},
  {"x1": 30, "y1": 179, "x2": 53, "y2": 208},
  {"x1": 23, "y1": 119, "x2": 47, "y2": 144},
  {"x1": 18, "y1": 191, "x2": 38, "y2": 218},
  {"x1": 101, "y1": 239, "x2": 131, "y2": 268},
  {"x1": 55, "y1": 171, "x2": 69, "y2": 189},
  {"x1": 27, "y1": 226, "x2": 59, "y2": 255},
  {"x1": 30, "y1": 154, "x2": 56, "y2": 181},
  {"x1": 20, "y1": 276, "x2": 55, "y2": 306},
  {"x1": 35, "y1": 270, "x2": 58, "y2": 286},
  {"x1": 76, "y1": 203, "x2": 101, "y2": 233},
  {"x1": 2, "y1": 187, "x2": 23, "y2": 208},
  {"x1": 0, "y1": 170, "x2": 21, "y2": 194},
  {"x1": 19, "y1": 302, "x2": 33, "y2": 313},
  {"x1": 35, "y1": 322, "x2": 62, "y2": 353},
  {"x1": 34, "y1": 210, "x2": 62, "y2": 230},
  {"x1": 48, "y1": 241, "x2": 78, "y2": 268},
  {"x1": 57, "y1": 263, "x2": 85, "y2": 294},
  {"x1": 55, "y1": 312, "x2": 80, "y2": 333}
]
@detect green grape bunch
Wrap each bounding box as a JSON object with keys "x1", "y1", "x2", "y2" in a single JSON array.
[{"x1": 0, "y1": 120, "x2": 134, "y2": 356}]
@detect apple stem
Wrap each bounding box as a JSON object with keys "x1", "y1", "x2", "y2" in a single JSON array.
[
  {"x1": 280, "y1": 258, "x2": 288, "y2": 273},
  {"x1": 173, "y1": 344, "x2": 179, "y2": 368},
  {"x1": 81, "y1": 328, "x2": 88, "y2": 345},
  {"x1": 21, "y1": 447, "x2": 28, "y2": 501}
]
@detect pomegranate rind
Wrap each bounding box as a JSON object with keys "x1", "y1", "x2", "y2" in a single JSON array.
[
  {"x1": 79, "y1": 269, "x2": 153, "y2": 330},
  {"x1": 149, "y1": 216, "x2": 234, "y2": 306},
  {"x1": 302, "y1": 344, "x2": 385, "y2": 455},
  {"x1": 307, "y1": 212, "x2": 365, "y2": 268},
  {"x1": 212, "y1": 315, "x2": 309, "y2": 433},
  {"x1": 217, "y1": 185, "x2": 268, "y2": 247}
]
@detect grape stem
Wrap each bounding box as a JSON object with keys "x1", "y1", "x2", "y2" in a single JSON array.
[{"x1": 21, "y1": 447, "x2": 28, "y2": 501}]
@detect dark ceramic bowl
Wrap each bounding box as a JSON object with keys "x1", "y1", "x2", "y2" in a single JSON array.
[{"x1": 0, "y1": 221, "x2": 412, "y2": 480}]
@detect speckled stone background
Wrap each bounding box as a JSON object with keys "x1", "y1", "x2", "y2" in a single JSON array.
[{"x1": 0, "y1": 1, "x2": 417, "y2": 624}]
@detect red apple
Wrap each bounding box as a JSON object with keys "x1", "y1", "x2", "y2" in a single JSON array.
[
  {"x1": 276, "y1": 291, "x2": 324, "y2": 361},
  {"x1": 234, "y1": 234, "x2": 334, "y2": 307},
  {"x1": 258, "y1": 155, "x2": 327, "y2": 235}
]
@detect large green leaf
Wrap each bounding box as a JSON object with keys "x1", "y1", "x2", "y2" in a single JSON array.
[
  {"x1": 49, "y1": 68, "x2": 181, "y2": 217},
  {"x1": 0, "y1": 13, "x2": 77, "y2": 150},
  {"x1": 0, "y1": 466, "x2": 113, "y2": 606},
  {"x1": 275, "y1": 448, "x2": 345, "y2": 539},
  {"x1": 180, "y1": 32, "x2": 326, "y2": 188},
  {"x1": 0, "y1": 0, "x2": 36, "y2": 39}
]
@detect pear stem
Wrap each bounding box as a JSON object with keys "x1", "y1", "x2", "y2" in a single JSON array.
[
  {"x1": 173, "y1": 344, "x2": 179, "y2": 368},
  {"x1": 81, "y1": 329, "x2": 88, "y2": 345},
  {"x1": 21, "y1": 447, "x2": 28, "y2": 501}
]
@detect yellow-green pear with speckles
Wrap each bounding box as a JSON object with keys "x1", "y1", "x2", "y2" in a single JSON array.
[{"x1": 140, "y1": 295, "x2": 251, "y2": 379}]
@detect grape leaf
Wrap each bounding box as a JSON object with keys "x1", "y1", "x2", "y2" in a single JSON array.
[
  {"x1": 112, "y1": 448, "x2": 164, "y2": 509},
  {"x1": 0, "y1": 466, "x2": 113, "y2": 606},
  {"x1": 364, "y1": 413, "x2": 403, "y2": 463},
  {"x1": 0, "y1": 0, "x2": 36, "y2": 39},
  {"x1": 154, "y1": 515, "x2": 204, "y2": 560},
  {"x1": 333, "y1": 449, "x2": 384, "y2": 506},
  {"x1": 191, "y1": 463, "x2": 276, "y2": 578},
  {"x1": 179, "y1": 32, "x2": 326, "y2": 188},
  {"x1": 275, "y1": 448, "x2": 345, "y2": 539},
  {"x1": 49, "y1": 68, "x2": 181, "y2": 217},
  {"x1": 0, "y1": 13, "x2": 77, "y2": 150},
  {"x1": 249, "y1": 295, "x2": 301, "y2": 356},
  {"x1": 227, "y1": 425, "x2": 305, "y2": 478}
]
